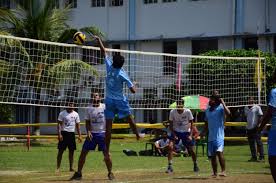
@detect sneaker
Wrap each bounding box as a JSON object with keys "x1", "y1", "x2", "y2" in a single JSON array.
[
  {"x1": 259, "y1": 156, "x2": 265, "y2": 162},
  {"x1": 70, "y1": 172, "x2": 82, "y2": 181},
  {"x1": 193, "y1": 164, "x2": 199, "y2": 172},
  {"x1": 165, "y1": 166, "x2": 173, "y2": 173},
  {"x1": 248, "y1": 157, "x2": 258, "y2": 162},
  {"x1": 108, "y1": 172, "x2": 115, "y2": 180}
]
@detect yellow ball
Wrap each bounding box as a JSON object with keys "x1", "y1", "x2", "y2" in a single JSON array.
[{"x1": 73, "y1": 32, "x2": 86, "y2": 45}]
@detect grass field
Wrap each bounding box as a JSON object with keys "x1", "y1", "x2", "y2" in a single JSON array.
[{"x1": 0, "y1": 139, "x2": 273, "y2": 183}]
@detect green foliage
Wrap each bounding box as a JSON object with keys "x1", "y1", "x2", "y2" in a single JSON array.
[
  {"x1": 0, "y1": 104, "x2": 14, "y2": 123},
  {"x1": 187, "y1": 49, "x2": 276, "y2": 103}
]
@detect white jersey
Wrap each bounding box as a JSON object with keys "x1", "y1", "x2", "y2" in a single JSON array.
[
  {"x1": 169, "y1": 108, "x2": 194, "y2": 133},
  {"x1": 85, "y1": 103, "x2": 106, "y2": 133},
  {"x1": 58, "y1": 110, "x2": 80, "y2": 132},
  {"x1": 155, "y1": 138, "x2": 170, "y2": 148},
  {"x1": 244, "y1": 105, "x2": 263, "y2": 130}
]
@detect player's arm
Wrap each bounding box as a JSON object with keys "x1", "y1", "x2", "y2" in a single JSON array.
[
  {"x1": 94, "y1": 36, "x2": 106, "y2": 57},
  {"x1": 57, "y1": 120, "x2": 63, "y2": 141},
  {"x1": 57, "y1": 113, "x2": 63, "y2": 141},
  {"x1": 75, "y1": 115, "x2": 82, "y2": 142},
  {"x1": 256, "y1": 106, "x2": 264, "y2": 127},
  {"x1": 122, "y1": 71, "x2": 136, "y2": 93},
  {"x1": 129, "y1": 86, "x2": 136, "y2": 93},
  {"x1": 154, "y1": 141, "x2": 163, "y2": 154},
  {"x1": 220, "y1": 98, "x2": 231, "y2": 116},
  {"x1": 85, "y1": 119, "x2": 92, "y2": 141},
  {"x1": 258, "y1": 106, "x2": 273, "y2": 132}
]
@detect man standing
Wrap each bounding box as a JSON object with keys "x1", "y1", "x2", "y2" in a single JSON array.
[
  {"x1": 56, "y1": 102, "x2": 82, "y2": 172},
  {"x1": 244, "y1": 96, "x2": 264, "y2": 162},
  {"x1": 70, "y1": 93, "x2": 114, "y2": 180},
  {"x1": 168, "y1": 100, "x2": 199, "y2": 173},
  {"x1": 201, "y1": 95, "x2": 230, "y2": 177}
]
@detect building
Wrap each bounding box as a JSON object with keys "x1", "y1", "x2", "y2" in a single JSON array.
[{"x1": 0, "y1": 0, "x2": 275, "y2": 134}]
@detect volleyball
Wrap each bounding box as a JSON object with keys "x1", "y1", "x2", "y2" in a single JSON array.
[{"x1": 73, "y1": 31, "x2": 86, "y2": 45}]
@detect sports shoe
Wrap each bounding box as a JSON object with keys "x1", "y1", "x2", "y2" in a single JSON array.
[
  {"x1": 248, "y1": 157, "x2": 258, "y2": 162},
  {"x1": 108, "y1": 172, "x2": 115, "y2": 180},
  {"x1": 193, "y1": 164, "x2": 199, "y2": 172},
  {"x1": 70, "y1": 172, "x2": 82, "y2": 181},
  {"x1": 165, "y1": 166, "x2": 173, "y2": 173},
  {"x1": 259, "y1": 156, "x2": 265, "y2": 162}
]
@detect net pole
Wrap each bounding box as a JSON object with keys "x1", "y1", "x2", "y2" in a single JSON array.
[{"x1": 257, "y1": 51, "x2": 261, "y2": 105}]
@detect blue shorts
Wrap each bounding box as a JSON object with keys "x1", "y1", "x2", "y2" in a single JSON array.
[
  {"x1": 268, "y1": 130, "x2": 276, "y2": 156},
  {"x1": 104, "y1": 97, "x2": 131, "y2": 119},
  {"x1": 208, "y1": 139, "x2": 224, "y2": 157},
  {"x1": 82, "y1": 133, "x2": 106, "y2": 152},
  {"x1": 173, "y1": 131, "x2": 195, "y2": 148}
]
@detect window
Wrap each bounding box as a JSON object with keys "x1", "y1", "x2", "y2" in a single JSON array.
[
  {"x1": 243, "y1": 37, "x2": 258, "y2": 50},
  {"x1": 192, "y1": 39, "x2": 218, "y2": 55},
  {"x1": 162, "y1": 0, "x2": 176, "y2": 2},
  {"x1": 144, "y1": 110, "x2": 157, "y2": 124},
  {"x1": 144, "y1": 0, "x2": 157, "y2": 4},
  {"x1": 143, "y1": 88, "x2": 157, "y2": 99},
  {"x1": 163, "y1": 41, "x2": 177, "y2": 75},
  {"x1": 65, "y1": 0, "x2": 77, "y2": 8},
  {"x1": 91, "y1": 0, "x2": 105, "y2": 7},
  {"x1": 0, "y1": 0, "x2": 10, "y2": 8},
  {"x1": 109, "y1": 0, "x2": 123, "y2": 6}
]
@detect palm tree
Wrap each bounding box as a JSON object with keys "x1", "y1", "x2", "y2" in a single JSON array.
[{"x1": 0, "y1": 0, "x2": 104, "y2": 133}]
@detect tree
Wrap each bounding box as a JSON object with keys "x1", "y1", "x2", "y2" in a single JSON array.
[{"x1": 0, "y1": 0, "x2": 103, "y2": 132}]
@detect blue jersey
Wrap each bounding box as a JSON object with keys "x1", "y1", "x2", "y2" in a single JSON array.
[
  {"x1": 269, "y1": 88, "x2": 276, "y2": 131},
  {"x1": 105, "y1": 56, "x2": 133, "y2": 100},
  {"x1": 205, "y1": 104, "x2": 225, "y2": 142}
]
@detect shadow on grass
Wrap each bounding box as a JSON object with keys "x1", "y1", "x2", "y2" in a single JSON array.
[{"x1": 173, "y1": 176, "x2": 209, "y2": 180}]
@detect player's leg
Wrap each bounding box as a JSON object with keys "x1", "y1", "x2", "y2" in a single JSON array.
[
  {"x1": 126, "y1": 115, "x2": 140, "y2": 140},
  {"x1": 208, "y1": 141, "x2": 217, "y2": 177},
  {"x1": 268, "y1": 131, "x2": 276, "y2": 182},
  {"x1": 166, "y1": 141, "x2": 174, "y2": 173},
  {"x1": 116, "y1": 99, "x2": 139, "y2": 140},
  {"x1": 56, "y1": 131, "x2": 67, "y2": 172},
  {"x1": 68, "y1": 132, "x2": 77, "y2": 172},
  {"x1": 104, "y1": 98, "x2": 116, "y2": 153},
  {"x1": 247, "y1": 130, "x2": 257, "y2": 161},
  {"x1": 70, "y1": 149, "x2": 89, "y2": 180},
  {"x1": 255, "y1": 132, "x2": 264, "y2": 161},
  {"x1": 71, "y1": 137, "x2": 96, "y2": 180},
  {"x1": 98, "y1": 132, "x2": 114, "y2": 180},
  {"x1": 184, "y1": 134, "x2": 199, "y2": 172},
  {"x1": 68, "y1": 150, "x2": 75, "y2": 172},
  {"x1": 211, "y1": 155, "x2": 218, "y2": 177},
  {"x1": 105, "y1": 119, "x2": 113, "y2": 153},
  {"x1": 217, "y1": 152, "x2": 226, "y2": 176},
  {"x1": 269, "y1": 156, "x2": 276, "y2": 182},
  {"x1": 103, "y1": 151, "x2": 114, "y2": 180},
  {"x1": 56, "y1": 149, "x2": 65, "y2": 172}
]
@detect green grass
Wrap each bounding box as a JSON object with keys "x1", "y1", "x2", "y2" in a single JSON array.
[{"x1": 0, "y1": 140, "x2": 272, "y2": 183}]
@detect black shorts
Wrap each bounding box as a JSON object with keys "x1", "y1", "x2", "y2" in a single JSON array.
[{"x1": 58, "y1": 131, "x2": 76, "y2": 151}]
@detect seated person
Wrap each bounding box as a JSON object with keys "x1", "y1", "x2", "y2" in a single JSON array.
[{"x1": 155, "y1": 131, "x2": 171, "y2": 156}]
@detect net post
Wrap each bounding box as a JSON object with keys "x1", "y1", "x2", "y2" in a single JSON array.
[
  {"x1": 257, "y1": 52, "x2": 261, "y2": 105},
  {"x1": 27, "y1": 123, "x2": 30, "y2": 151}
]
